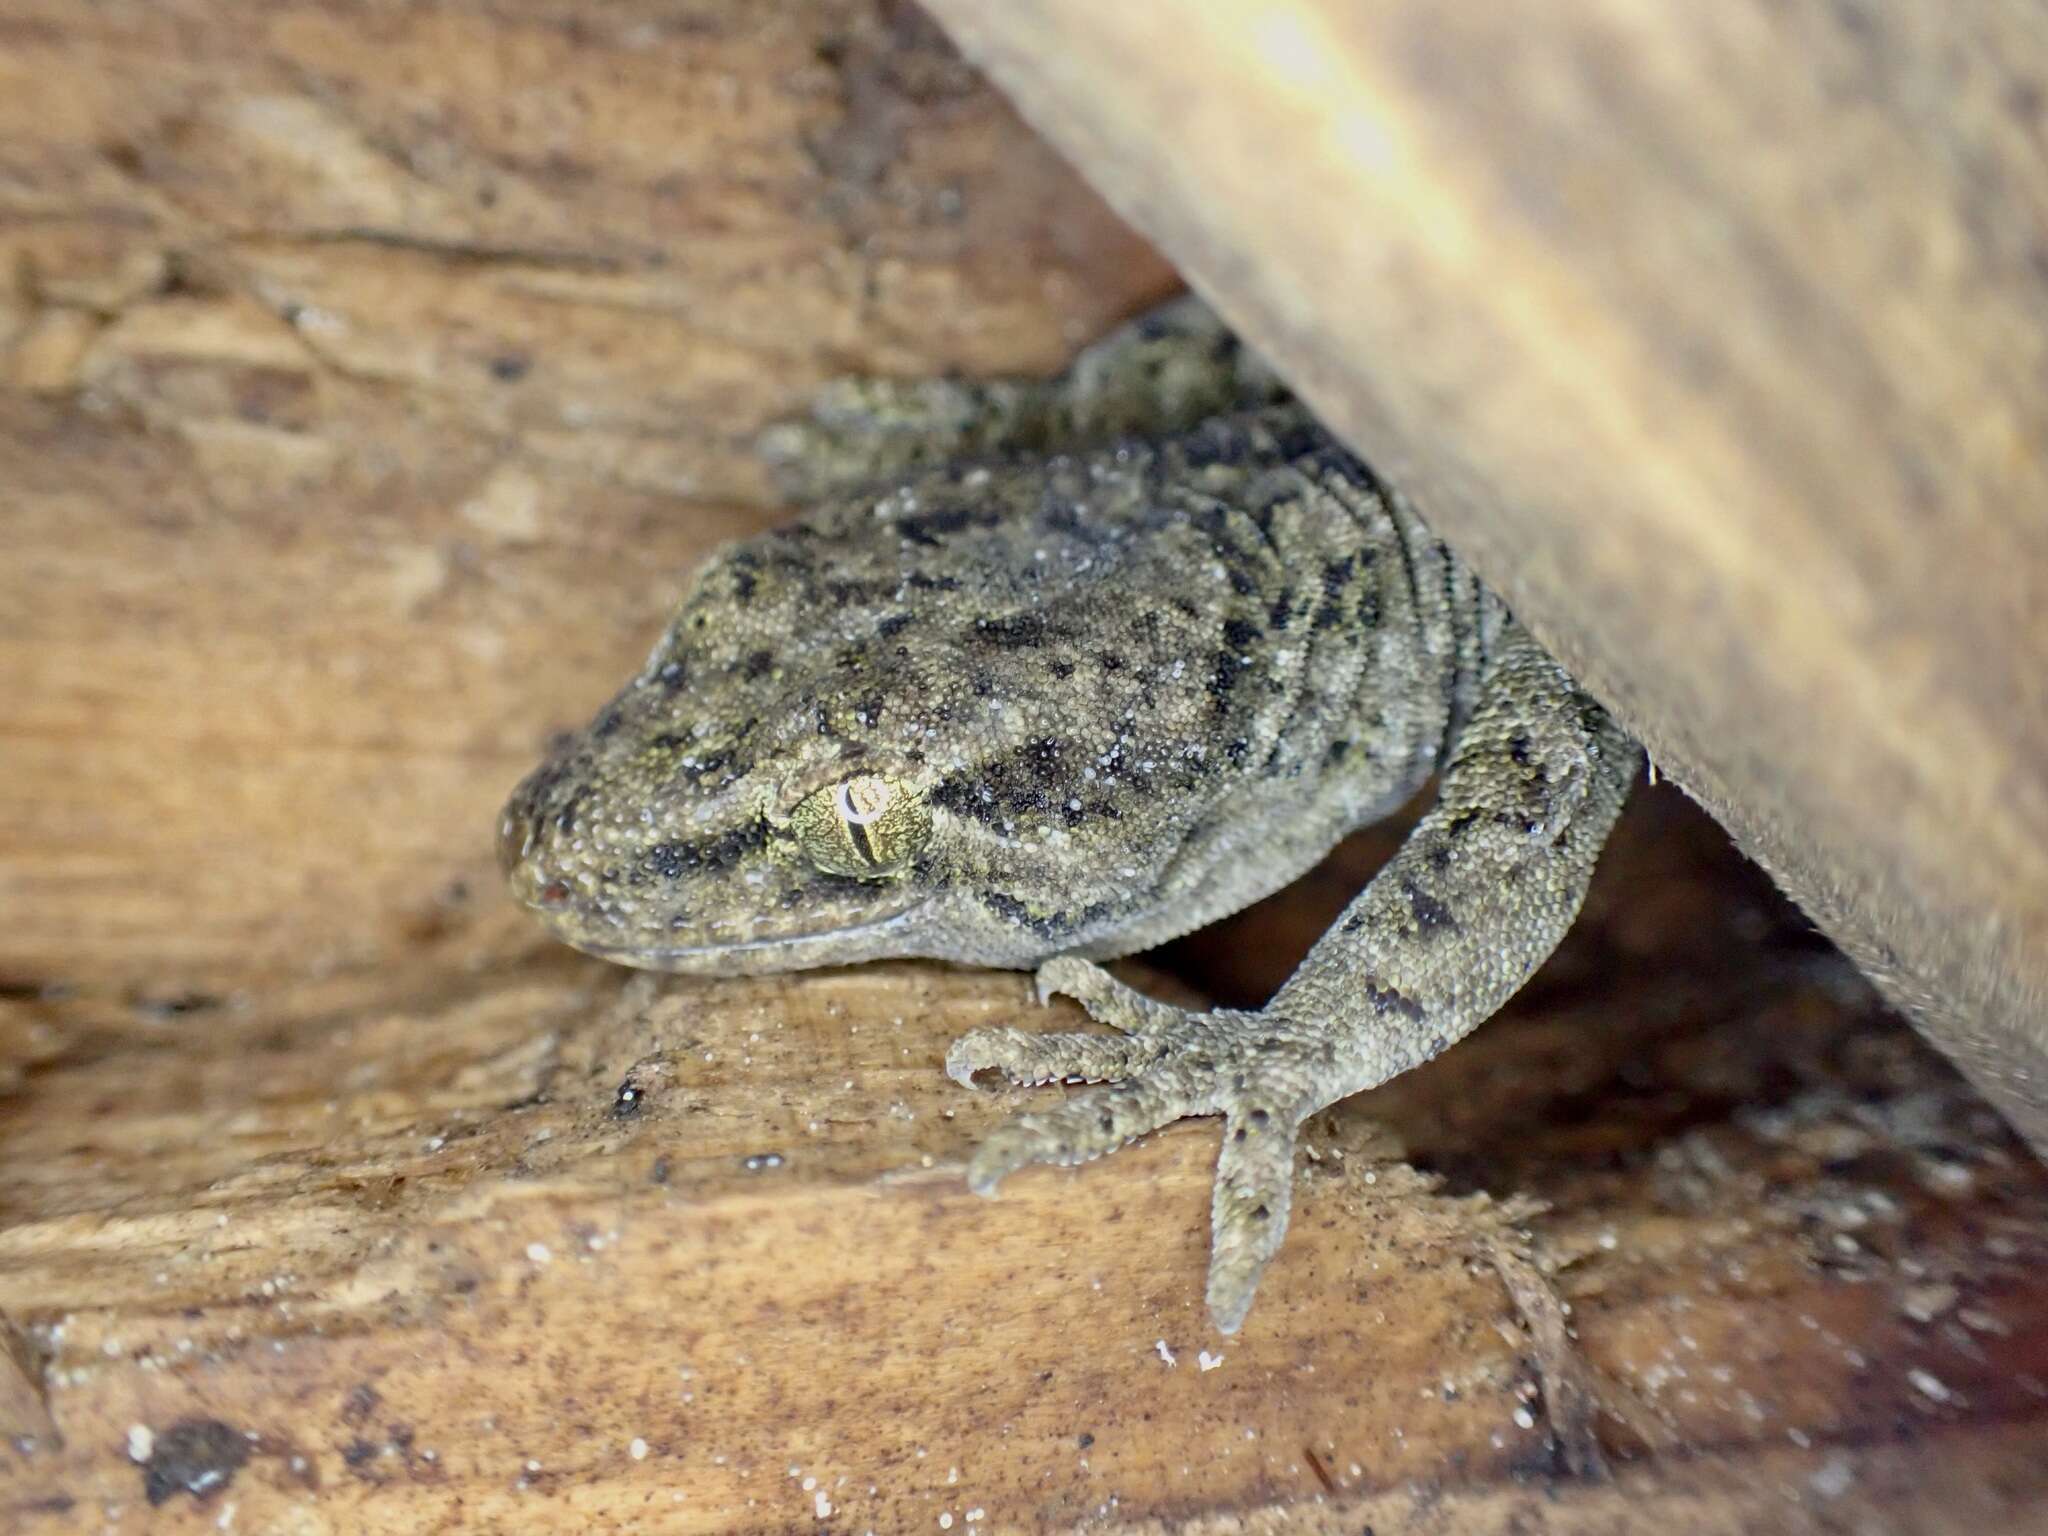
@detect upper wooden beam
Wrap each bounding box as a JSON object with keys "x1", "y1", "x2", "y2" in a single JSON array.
[{"x1": 920, "y1": 0, "x2": 2048, "y2": 1151}]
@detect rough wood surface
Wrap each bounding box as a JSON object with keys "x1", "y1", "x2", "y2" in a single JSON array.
[
  {"x1": 917, "y1": 0, "x2": 2048, "y2": 1157},
  {"x1": 3, "y1": 794, "x2": 2048, "y2": 1532},
  {"x1": 0, "y1": 0, "x2": 1174, "y2": 998},
  {"x1": 5, "y1": 2, "x2": 2048, "y2": 1531}
]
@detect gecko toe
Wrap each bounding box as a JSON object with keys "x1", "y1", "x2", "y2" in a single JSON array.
[
  {"x1": 964, "y1": 1076, "x2": 1195, "y2": 1195},
  {"x1": 945, "y1": 1027, "x2": 1157, "y2": 1090},
  {"x1": 1033, "y1": 956, "x2": 1190, "y2": 1036},
  {"x1": 1205, "y1": 1098, "x2": 1308, "y2": 1332}
]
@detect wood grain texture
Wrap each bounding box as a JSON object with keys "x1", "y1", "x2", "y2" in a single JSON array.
[
  {"x1": 0, "y1": 0, "x2": 1175, "y2": 997},
  {"x1": 3, "y1": 795, "x2": 2047, "y2": 1533},
  {"x1": 916, "y1": 0, "x2": 2048, "y2": 1155}
]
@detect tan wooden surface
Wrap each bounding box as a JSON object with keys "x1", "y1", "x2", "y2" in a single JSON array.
[
  {"x1": 0, "y1": 0, "x2": 1175, "y2": 998},
  {"x1": 918, "y1": 0, "x2": 2048, "y2": 1158},
  {"x1": 4, "y1": 2, "x2": 2048, "y2": 1531},
  {"x1": 2, "y1": 794, "x2": 2047, "y2": 1530}
]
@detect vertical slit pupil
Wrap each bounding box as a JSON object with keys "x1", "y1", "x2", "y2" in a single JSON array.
[{"x1": 845, "y1": 815, "x2": 879, "y2": 866}]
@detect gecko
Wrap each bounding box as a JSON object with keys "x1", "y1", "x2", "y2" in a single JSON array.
[{"x1": 498, "y1": 298, "x2": 1640, "y2": 1333}]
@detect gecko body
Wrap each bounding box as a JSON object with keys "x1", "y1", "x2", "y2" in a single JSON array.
[{"x1": 499, "y1": 300, "x2": 1639, "y2": 1330}]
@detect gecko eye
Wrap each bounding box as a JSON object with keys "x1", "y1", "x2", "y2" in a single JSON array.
[{"x1": 787, "y1": 775, "x2": 932, "y2": 879}]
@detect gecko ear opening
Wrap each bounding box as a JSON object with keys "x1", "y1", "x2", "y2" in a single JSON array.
[{"x1": 788, "y1": 775, "x2": 932, "y2": 880}]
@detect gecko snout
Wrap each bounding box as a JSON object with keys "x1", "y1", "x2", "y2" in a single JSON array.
[{"x1": 496, "y1": 802, "x2": 537, "y2": 877}]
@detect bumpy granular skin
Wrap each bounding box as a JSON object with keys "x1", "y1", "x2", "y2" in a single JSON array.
[{"x1": 500, "y1": 300, "x2": 1639, "y2": 1331}]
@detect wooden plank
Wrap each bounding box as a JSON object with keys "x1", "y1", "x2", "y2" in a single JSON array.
[
  {"x1": 2, "y1": 796, "x2": 2046, "y2": 1531},
  {"x1": 917, "y1": 0, "x2": 2048, "y2": 1155}
]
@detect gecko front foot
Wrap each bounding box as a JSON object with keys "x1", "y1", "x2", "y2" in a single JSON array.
[{"x1": 947, "y1": 957, "x2": 1331, "y2": 1333}]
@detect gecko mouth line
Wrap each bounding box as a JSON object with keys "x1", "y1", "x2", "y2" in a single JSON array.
[{"x1": 561, "y1": 899, "x2": 938, "y2": 969}]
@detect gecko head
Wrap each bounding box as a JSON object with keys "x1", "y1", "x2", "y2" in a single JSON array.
[
  {"x1": 498, "y1": 494, "x2": 1228, "y2": 976},
  {"x1": 498, "y1": 712, "x2": 958, "y2": 974}
]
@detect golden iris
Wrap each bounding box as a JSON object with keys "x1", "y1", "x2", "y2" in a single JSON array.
[{"x1": 787, "y1": 775, "x2": 931, "y2": 879}]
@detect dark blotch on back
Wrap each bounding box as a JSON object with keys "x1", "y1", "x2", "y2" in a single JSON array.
[
  {"x1": 1271, "y1": 415, "x2": 1332, "y2": 461},
  {"x1": 1178, "y1": 418, "x2": 1252, "y2": 469},
  {"x1": 981, "y1": 889, "x2": 1110, "y2": 941},
  {"x1": 973, "y1": 613, "x2": 1049, "y2": 649},
  {"x1": 1021, "y1": 737, "x2": 1066, "y2": 783},
  {"x1": 931, "y1": 776, "x2": 990, "y2": 823},
  {"x1": 1207, "y1": 641, "x2": 1254, "y2": 710},
  {"x1": 896, "y1": 503, "x2": 998, "y2": 547}
]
